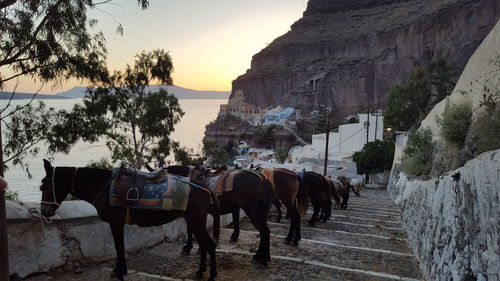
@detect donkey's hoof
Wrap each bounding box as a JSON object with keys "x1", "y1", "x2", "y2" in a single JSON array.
[
  {"x1": 252, "y1": 255, "x2": 269, "y2": 268},
  {"x1": 181, "y1": 247, "x2": 192, "y2": 255},
  {"x1": 284, "y1": 238, "x2": 292, "y2": 244},
  {"x1": 110, "y1": 272, "x2": 124, "y2": 281},
  {"x1": 195, "y1": 269, "x2": 205, "y2": 279},
  {"x1": 229, "y1": 235, "x2": 239, "y2": 243},
  {"x1": 308, "y1": 221, "x2": 315, "y2": 226},
  {"x1": 292, "y1": 241, "x2": 299, "y2": 247}
]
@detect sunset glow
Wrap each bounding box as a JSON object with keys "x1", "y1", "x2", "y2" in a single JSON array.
[{"x1": 1, "y1": 0, "x2": 305, "y2": 94}]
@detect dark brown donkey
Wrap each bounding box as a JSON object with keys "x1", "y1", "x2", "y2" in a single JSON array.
[
  {"x1": 40, "y1": 160, "x2": 219, "y2": 281},
  {"x1": 231, "y1": 167, "x2": 309, "y2": 246},
  {"x1": 171, "y1": 166, "x2": 274, "y2": 267}
]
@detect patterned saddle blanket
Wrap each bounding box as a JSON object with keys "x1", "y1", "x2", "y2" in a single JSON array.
[
  {"x1": 206, "y1": 170, "x2": 238, "y2": 195},
  {"x1": 110, "y1": 167, "x2": 191, "y2": 211}
]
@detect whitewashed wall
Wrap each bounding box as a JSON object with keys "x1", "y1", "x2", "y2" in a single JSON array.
[
  {"x1": 388, "y1": 149, "x2": 500, "y2": 281},
  {"x1": 6, "y1": 201, "x2": 240, "y2": 278}
]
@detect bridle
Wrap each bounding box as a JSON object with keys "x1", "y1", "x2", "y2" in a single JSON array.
[{"x1": 41, "y1": 167, "x2": 79, "y2": 207}]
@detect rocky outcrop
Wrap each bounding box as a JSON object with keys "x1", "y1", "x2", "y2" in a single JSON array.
[
  {"x1": 231, "y1": 0, "x2": 500, "y2": 117},
  {"x1": 388, "y1": 150, "x2": 500, "y2": 281}
]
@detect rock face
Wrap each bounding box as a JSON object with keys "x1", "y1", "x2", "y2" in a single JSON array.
[
  {"x1": 388, "y1": 150, "x2": 500, "y2": 281},
  {"x1": 231, "y1": 0, "x2": 500, "y2": 117}
]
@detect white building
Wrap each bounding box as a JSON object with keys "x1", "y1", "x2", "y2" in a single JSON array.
[{"x1": 291, "y1": 113, "x2": 384, "y2": 163}]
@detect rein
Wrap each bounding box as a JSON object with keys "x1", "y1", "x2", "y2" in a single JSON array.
[
  {"x1": 41, "y1": 167, "x2": 80, "y2": 207},
  {"x1": 41, "y1": 167, "x2": 60, "y2": 206}
]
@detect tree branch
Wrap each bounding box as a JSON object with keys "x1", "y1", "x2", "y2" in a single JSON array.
[
  {"x1": 0, "y1": 0, "x2": 64, "y2": 67},
  {"x1": 0, "y1": 0, "x2": 17, "y2": 10}
]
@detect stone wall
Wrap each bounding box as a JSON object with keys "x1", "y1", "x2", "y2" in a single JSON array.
[
  {"x1": 6, "y1": 201, "x2": 239, "y2": 279},
  {"x1": 388, "y1": 149, "x2": 500, "y2": 281}
]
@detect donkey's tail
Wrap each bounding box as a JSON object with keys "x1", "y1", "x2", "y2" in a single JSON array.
[
  {"x1": 210, "y1": 190, "x2": 221, "y2": 244},
  {"x1": 297, "y1": 176, "x2": 309, "y2": 216}
]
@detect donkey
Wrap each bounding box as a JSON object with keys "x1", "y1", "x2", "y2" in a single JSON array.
[{"x1": 39, "y1": 160, "x2": 219, "y2": 281}]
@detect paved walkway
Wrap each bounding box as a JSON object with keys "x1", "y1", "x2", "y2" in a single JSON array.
[{"x1": 24, "y1": 189, "x2": 422, "y2": 281}]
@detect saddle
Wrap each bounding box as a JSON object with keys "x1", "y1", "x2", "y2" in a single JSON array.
[
  {"x1": 206, "y1": 169, "x2": 238, "y2": 195},
  {"x1": 110, "y1": 167, "x2": 191, "y2": 211},
  {"x1": 262, "y1": 168, "x2": 296, "y2": 189}
]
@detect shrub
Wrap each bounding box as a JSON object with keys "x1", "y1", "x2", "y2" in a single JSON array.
[
  {"x1": 274, "y1": 147, "x2": 289, "y2": 163},
  {"x1": 437, "y1": 102, "x2": 472, "y2": 146},
  {"x1": 402, "y1": 129, "x2": 434, "y2": 176},
  {"x1": 469, "y1": 99, "x2": 500, "y2": 154},
  {"x1": 5, "y1": 189, "x2": 20, "y2": 203},
  {"x1": 86, "y1": 158, "x2": 113, "y2": 170},
  {"x1": 353, "y1": 140, "x2": 395, "y2": 175}
]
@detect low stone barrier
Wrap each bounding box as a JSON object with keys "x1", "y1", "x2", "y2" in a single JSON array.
[
  {"x1": 6, "y1": 200, "x2": 239, "y2": 279},
  {"x1": 388, "y1": 149, "x2": 500, "y2": 281}
]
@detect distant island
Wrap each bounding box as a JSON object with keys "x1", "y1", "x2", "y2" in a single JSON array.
[{"x1": 0, "y1": 85, "x2": 230, "y2": 100}]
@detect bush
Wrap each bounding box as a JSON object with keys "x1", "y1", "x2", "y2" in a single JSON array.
[
  {"x1": 5, "y1": 189, "x2": 20, "y2": 202},
  {"x1": 86, "y1": 158, "x2": 113, "y2": 170},
  {"x1": 469, "y1": 99, "x2": 500, "y2": 154},
  {"x1": 353, "y1": 140, "x2": 395, "y2": 175},
  {"x1": 402, "y1": 129, "x2": 434, "y2": 176},
  {"x1": 274, "y1": 147, "x2": 289, "y2": 163},
  {"x1": 437, "y1": 102, "x2": 472, "y2": 146}
]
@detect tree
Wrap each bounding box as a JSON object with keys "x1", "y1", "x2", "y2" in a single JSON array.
[
  {"x1": 274, "y1": 147, "x2": 289, "y2": 163},
  {"x1": 173, "y1": 145, "x2": 204, "y2": 166},
  {"x1": 352, "y1": 140, "x2": 395, "y2": 176},
  {"x1": 202, "y1": 138, "x2": 229, "y2": 167},
  {"x1": 49, "y1": 49, "x2": 184, "y2": 170},
  {"x1": 0, "y1": 1, "x2": 150, "y2": 278},
  {"x1": 384, "y1": 58, "x2": 454, "y2": 131},
  {"x1": 0, "y1": 0, "x2": 151, "y2": 175}
]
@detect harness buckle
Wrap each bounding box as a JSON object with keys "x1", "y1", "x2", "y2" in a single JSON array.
[{"x1": 126, "y1": 186, "x2": 140, "y2": 202}]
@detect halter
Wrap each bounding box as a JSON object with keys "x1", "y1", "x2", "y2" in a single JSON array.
[
  {"x1": 41, "y1": 167, "x2": 79, "y2": 207},
  {"x1": 41, "y1": 167, "x2": 60, "y2": 206}
]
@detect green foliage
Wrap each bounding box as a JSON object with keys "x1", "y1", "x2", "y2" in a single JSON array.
[
  {"x1": 5, "y1": 189, "x2": 20, "y2": 203},
  {"x1": 384, "y1": 58, "x2": 454, "y2": 131},
  {"x1": 402, "y1": 129, "x2": 434, "y2": 176},
  {"x1": 274, "y1": 147, "x2": 289, "y2": 163},
  {"x1": 436, "y1": 102, "x2": 472, "y2": 146},
  {"x1": 50, "y1": 50, "x2": 184, "y2": 170},
  {"x1": 469, "y1": 98, "x2": 500, "y2": 154},
  {"x1": 3, "y1": 101, "x2": 58, "y2": 177},
  {"x1": 173, "y1": 145, "x2": 203, "y2": 166},
  {"x1": 0, "y1": 0, "x2": 149, "y2": 176},
  {"x1": 202, "y1": 138, "x2": 229, "y2": 167},
  {"x1": 85, "y1": 159, "x2": 113, "y2": 170},
  {"x1": 352, "y1": 140, "x2": 395, "y2": 175}
]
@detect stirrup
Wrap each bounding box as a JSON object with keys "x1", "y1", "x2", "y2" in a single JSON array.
[{"x1": 126, "y1": 187, "x2": 140, "y2": 201}]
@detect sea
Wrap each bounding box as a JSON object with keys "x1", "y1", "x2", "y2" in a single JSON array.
[{"x1": 2, "y1": 98, "x2": 226, "y2": 202}]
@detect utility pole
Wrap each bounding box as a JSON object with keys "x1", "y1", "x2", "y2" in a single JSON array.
[
  {"x1": 0, "y1": 120, "x2": 8, "y2": 281},
  {"x1": 323, "y1": 119, "x2": 330, "y2": 176},
  {"x1": 366, "y1": 107, "x2": 370, "y2": 144}
]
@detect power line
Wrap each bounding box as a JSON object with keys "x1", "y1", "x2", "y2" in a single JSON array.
[{"x1": 317, "y1": 127, "x2": 365, "y2": 157}]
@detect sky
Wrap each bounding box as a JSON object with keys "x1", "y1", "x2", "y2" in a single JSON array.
[{"x1": 2, "y1": 0, "x2": 307, "y2": 94}]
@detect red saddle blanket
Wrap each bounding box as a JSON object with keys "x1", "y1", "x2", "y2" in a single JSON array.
[{"x1": 262, "y1": 168, "x2": 296, "y2": 189}]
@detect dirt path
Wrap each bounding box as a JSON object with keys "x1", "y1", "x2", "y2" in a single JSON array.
[{"x1": 23, "y1": 189, "x2": 422, "y2": 281}]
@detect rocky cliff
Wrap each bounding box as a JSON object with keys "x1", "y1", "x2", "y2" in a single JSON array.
[{"x1": 231, "y1": 0, "x2": 500, "y2": 117}]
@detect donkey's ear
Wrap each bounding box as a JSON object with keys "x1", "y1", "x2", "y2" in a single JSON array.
[{"x1": 43, "y1": 159, "x2": 52, "y2": 174}]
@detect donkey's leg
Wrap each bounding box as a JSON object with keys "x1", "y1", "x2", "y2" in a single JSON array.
[
  {"x1": 189, "y1": 222, "x2": 217, "y2": 281},
  {"x1": 244, "y1": 206, "x2": 271, "y2": 266},
  {"x1": 182, "y1": 225, "x2": 194, "y2": 254},
  {"x1": 324, "y1": 198, "x2": 332, "y2": 221},
  {"x1": 294, "y1": 208, "x2": 302, "y2": 246},
  {"x1": 109, "y1": 222, "x2": 127, "y2": 280},
  {"x1": 284, "y1": 206, "x2": 295, "y2": 244},
  {"x1": 230, "y1": 209, "x2": 240, "y2": 242},
  {"x1": 309, "y1": 202, "x2": 320, "y2": 226},
  {"x1": 273, "y1": 199, "x2": 282, "y2": 223}
]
